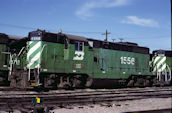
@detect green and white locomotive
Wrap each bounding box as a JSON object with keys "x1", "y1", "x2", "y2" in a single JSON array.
[
  {"x1": 151, "y1": 50, "x2": 171, "y2": 85},
  {"x1": 10, "y1": 30, "x2": 170, "y2": 89}
]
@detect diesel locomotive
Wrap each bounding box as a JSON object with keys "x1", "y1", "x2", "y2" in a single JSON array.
[
  {"x1": 151, "y1": 50, "x2": 171, "y2": 85},
  {"x1": 0, "y1": 33, "x2": 25, "y2": 85},
  {"x1": 8, "y1": 30, "x2": 171, "y2": 89}
]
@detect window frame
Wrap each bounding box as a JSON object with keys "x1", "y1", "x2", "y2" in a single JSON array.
[{"x1": 75, "y1": 41, "x2": 84, "y2": 51}]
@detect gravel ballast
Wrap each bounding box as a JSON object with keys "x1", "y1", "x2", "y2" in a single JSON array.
[{"x1": 50, "y1": 97, "x2": 172, "y2": 113}]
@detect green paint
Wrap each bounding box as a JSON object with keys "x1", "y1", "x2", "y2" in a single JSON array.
[{"x1": 37, "y1": 41, "x2": 152, "y2": 79}]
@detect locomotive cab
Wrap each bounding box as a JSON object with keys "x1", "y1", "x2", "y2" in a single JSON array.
[
  {"x1": 27, "y1": 30, "x2": 67, "y2": 87},
  {"x1": 25, "y1": 30, "x2": 91, "y2": 88},
  {"x1": 152, "y1": 50, "x2": 172, "y2": 85}
]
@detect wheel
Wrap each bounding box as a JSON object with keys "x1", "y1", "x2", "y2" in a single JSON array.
[
  {"x1": 10, "y1": 69, "x2": 17, "y2": 88},
  {"x1": 152, "y1": 77, "x2": 158, "y2": 86},
  {"x1": 72, "y1": 77, "x2": 81, "y2": 88},
  {"x1": 144, "y1": 79, "x2": 150, "y2": 87},
  {"x1": 127, "y1": 80, "x2": 134, "y2": 87},
  {"x1": 85, "y1": 77, "x2": 93, "y2": 88},
  {"x1": 57, "y1": 76, "x2": 71, "y2": 89},
  {"x1": 134, "y1": 78, "x2": 144, "y2": 87},
  {"x1": 10, "y1": 79, "x2": 17, "y2": 88}
]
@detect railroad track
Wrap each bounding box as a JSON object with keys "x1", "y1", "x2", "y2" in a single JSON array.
[{"x1": 0, "y1": 86, "x2": 171, "y2": 112}]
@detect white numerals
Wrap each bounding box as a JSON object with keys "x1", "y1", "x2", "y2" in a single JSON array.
[
  {"x1": 120, "y1": 56, "x2": 135, "y2": 65},
  {"x1": 31, "y1": 36, "x2": 41, "y2": 41}
]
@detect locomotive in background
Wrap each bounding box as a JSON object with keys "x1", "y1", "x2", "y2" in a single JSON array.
[
  {"x1": 151, "y1": 50, "x2": 171, "y2": 85},
  {"x1": 0, "y1": 30, "x2": 171, "y2": 89},
  {"x1": 0, "y1": 33, "x2": 27, "y2": 86},
  {"x1": 0, "y1": 33, "x2": 10, "y2": 86}
]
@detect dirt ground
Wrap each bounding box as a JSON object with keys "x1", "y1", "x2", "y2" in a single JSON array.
[
  {"x1": 0, "y1": 97, "x2": 171, "y2": 113},
  {"x1": 50, "y1": 97, "x2": 172, "y2": 113}
]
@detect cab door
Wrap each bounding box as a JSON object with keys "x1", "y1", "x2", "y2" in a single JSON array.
[{"x1": 71, "y1": 41, "x2": 86, "y2": 73}]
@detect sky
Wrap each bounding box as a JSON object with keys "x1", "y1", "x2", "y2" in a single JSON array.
[{"x1": 0, "y1": 0, "x2": 171, "y2": 52}]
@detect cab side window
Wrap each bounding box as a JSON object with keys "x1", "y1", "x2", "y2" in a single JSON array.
[{"x1": 75, "y1": 42, "x2": 83, "y2": 51}]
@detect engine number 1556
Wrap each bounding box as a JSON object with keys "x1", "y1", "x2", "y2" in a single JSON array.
[{"x1": 120, "y1": 56, "x2": 135, "y2": 65}]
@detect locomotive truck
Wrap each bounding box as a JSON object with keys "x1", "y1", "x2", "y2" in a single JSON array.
[{"x1": 9, "y1": 29, "x2": 171, "y2": 89}]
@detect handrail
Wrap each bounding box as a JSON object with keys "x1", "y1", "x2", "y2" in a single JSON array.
[{"x1": 18, "y1": 47, "x2": 25, "y2": 57}]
